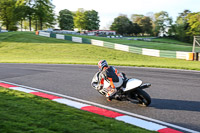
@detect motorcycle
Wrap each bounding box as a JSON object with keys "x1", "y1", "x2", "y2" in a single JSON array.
[{"x1": 91, "y1": 72, "x2": 151, "y2": 106}]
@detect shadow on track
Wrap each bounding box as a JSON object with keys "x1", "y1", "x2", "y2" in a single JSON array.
[{"x1": 151, "y1": 98, "x2": 200, "y2": 112}]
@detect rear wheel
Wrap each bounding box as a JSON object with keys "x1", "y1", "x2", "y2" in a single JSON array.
[{"x1": 135, "y1": 89, "x2": 151, "y2": 106}]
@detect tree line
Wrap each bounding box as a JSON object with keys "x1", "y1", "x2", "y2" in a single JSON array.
[
  {"x1": 0, "y1": 0, "x2": 99, "y2": 32},
  {"x1": 0, "y1": 0, "x2": 55, "y2": 31},
  {"x1": 57, "y1": 8, "x2": 200, "y2": 43},
  {"x1": 110, "y1": 10, "x2": 200, "y2": 42},
  {"x1": 0, "y1": 0, "x2": 199, "y2": 43},
  {"x1": 58, "y1": 8, "x2": 100, "y2": 31}
]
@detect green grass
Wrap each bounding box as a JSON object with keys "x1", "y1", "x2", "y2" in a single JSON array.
[
  {"x1": 0, "y1": 32, "x2": 200, "y2": 71},
  {"x1": 151, "y1": 38, "x2": 191, "y2": 45},
  {"x1": 0, "y1": 87, "x2": 154, "y2": 133},
  {"x1": 66, "y1": 34, "x2": 199, "y2": 52},
  {"x1": 125, "y1": 37, "x2": 191, "y2": 45}
]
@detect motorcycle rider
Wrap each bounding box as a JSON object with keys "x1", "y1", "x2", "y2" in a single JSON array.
[{"x1": 91, "y1": 60, "x2": 126, "y2": 101}]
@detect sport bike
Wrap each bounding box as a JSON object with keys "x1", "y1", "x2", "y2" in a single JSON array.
[{"x1": 91, "y1": 73, "x2": 151, "y2": 106}]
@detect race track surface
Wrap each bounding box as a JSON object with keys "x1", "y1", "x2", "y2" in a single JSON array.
[{"x1": 0, "y1": 63, "x2": 200, "y2": 132}]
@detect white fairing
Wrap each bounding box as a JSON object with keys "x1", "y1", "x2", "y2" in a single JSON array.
[
  {"x1": 103, "y1": 80, "x2": 110, "y2": 88},
  {"x1": 103, "y1": 77, "x2": 123, "y2": 89},
  {"x1": 124, "y1": 78, "x2": 142, "y2": 92}
]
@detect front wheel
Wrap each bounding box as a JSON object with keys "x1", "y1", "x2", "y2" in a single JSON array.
[{"x1": 135, "y1": 89, "x2": 151, "y2": 106}]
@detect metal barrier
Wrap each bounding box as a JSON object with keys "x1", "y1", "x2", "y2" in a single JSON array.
[{"x1": 37, "y1": 31, "x2": 199, "y2": 61}]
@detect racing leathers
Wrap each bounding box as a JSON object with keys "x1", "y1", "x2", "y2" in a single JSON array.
[{"x1": 91, "y1": 66, "x2": 125, "y2": 99}]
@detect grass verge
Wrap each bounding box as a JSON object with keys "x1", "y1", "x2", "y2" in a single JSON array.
[
  {"x1": 0, "y1": 32, "x2": 200, "y2": 71},
  {"x1": 0, "y1": 87, "x2": 155, "y2": 133}
]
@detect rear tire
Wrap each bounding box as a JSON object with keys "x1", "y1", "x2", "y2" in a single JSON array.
[{"x1": 135, "y1": 89, "x2": 151, "y2": 106}]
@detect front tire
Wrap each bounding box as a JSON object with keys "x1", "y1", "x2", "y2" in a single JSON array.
[{"x1": 135, "y1": 89, "x2": 151, "y2": 106}]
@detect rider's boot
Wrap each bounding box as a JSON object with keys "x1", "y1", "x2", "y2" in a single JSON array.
[{"x1": 107, "y1": 95, "x2": 114, "y2": 101}]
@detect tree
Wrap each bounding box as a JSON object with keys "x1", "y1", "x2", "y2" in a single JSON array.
[
  {"x1": 110, "y1": 15, "x2": 132, "y2": 35},
  {"x1": 186, "y1": 12, "x2": 200, "y2": 37},
  {"x1": 83, "y1": 10, "x2": 100, "y2": 30},
  {"x1": 74, "y1": 8, "x2": 85, "y2": 31},
  {"x1": 15, "y1": 0, "x2": 28, "y2": 31},
  {"x1": 135, "y1": 16, "x2": 153, "y2": 36},
  {"x1": 0, "y1": 0, "x2": 18, "y2": 30},
  {"x1": 24, "y1": 0, "x2": 35, "y2": 31},
  {"x1": 126, "y1": 22, "x2": 142, "y2": 36},
  {"x1": 74, "y1": 8, "x2": 100, "y2": 31},
  {"x1": 154, "y1": 11, "x2": 173, "y2": 36},
  {"x1": 131, "y1": 14, "x2": 144, "y2": 23},
  {"x1": 58, "y1": 9, "x2": 74, "y2": 30},
  {"x1": 0, "y1": 0, "x2": 55, "y2": 31},
  {"x1": 175, "y1": 10, "x2": 191, "y2": 41},
  {"x1": 146, "y1": 12, "x2": 155, "y2": 22},
  {"x1": 42, "y1": 5, "x2": 56, "y2": 29},
  {"x1": 34, "y1": 0, "x2": 55, "y2": 30}
]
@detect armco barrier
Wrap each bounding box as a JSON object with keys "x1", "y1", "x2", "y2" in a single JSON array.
[
  {"x1": 176, "y1": 51, "x2": 188, "y2": 60},
  {"x1": 104, "y1": 42, "x2": 115, "y2": 49},
  {"x1": 65, "y1": 35, "x2": 72, "y2": 41},
  {"x1": 72, "y1": 36, "x2": 82, "y2": 43},
  {"x1": 82, "y1": 38, "x2": 91, "y2": 44},
  {"x1": 142, "y1": 48, "x2": 160, "y2": 57},
  {"x1": 160, "y1": 50, "x2": 176, "y2": 58},
  {"x1": 129, "y1": 46, "x2": 142, "y2": 54},
  {"x1": 91, "y1": 39, "x2": 104, "y2": 47},
  {"x1": 115, "y1": 44, "x2": 129, "y2": 52},
  {"x1": 39, "y1": 32, "x2": 50, "y2": 37},
  {"x1": 37, "y1": 31, "x2": 197, "y2": 61},
  {"x1": 56, "y1": 34, "x2": 65, "y2": 40},
  {"x1": 50, "y1": 33, "x2": 56, "y2": 38}
]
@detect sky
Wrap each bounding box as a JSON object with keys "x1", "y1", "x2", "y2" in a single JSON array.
[{"x1": 52, "y1": 0, "x2": 200, "y2": 29}]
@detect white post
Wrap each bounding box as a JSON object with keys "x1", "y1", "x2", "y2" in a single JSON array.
[{"x1": 193, "y1": 36, "x2": 196, "y2": 52}]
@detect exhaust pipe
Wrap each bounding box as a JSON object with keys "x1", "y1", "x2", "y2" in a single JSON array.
[{"x1": 140, "y1": 83, "x2": 151, "y2": 89}]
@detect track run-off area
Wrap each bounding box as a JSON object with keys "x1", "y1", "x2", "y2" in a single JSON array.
[{"x1": 0, "y1": 63, "x2": 199, "y2": 132}]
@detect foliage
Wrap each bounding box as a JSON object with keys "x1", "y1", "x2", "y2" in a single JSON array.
[
  {"x1": 0, "y1": 0, "x2": 55, "y2": 31},
  {"x1": 58, "y1": 9, "x2": 74, "y2": 30},
  {"x1": 33, "y1": 0, "x2": 56, "y2": 30},
  {"x1": 131, "y1": 14, "x2": 144, "y2": 23},
  {"x1": 175, "y1": 10, "x2": 191, "y2": 42},
  {"x1": 110, "y1": 15, "x2": 133, "y2": 35},
  {"x1": 74, "y1": 8, "x2": 100, "y2": 31},
  {"x1": 132, "y1": 23, "x2": 142, "y2": 36},
  {"x1": 73, "y1": 8, "x2": 84, "y2": 31},
  {"x1": 153, "y1": 11, "x2": 173, "y2": 36},
  {"x1": 83, "y1": 10, "x2": 100, "y2": 30},
  {"x1": 111, "y1": 14, "x2": 153, "y2": 36},
  {"x1": 74, "y1": 8, "x2": 85, "y2": 31},
  {"x1": 174, "y1": 10, "x2": 200, "y2": 43},
  {"x1": 127, "y1": 22, "x2": 142, "y2": 36},
  {"x1": 0, "y1": 0, "x2": 18, "y2": 31},
  {"x1": 135, "y1": 16, "x2": 153, "y2": 35},
  {"x1": 24, "y1": 0, "x2": 35, "y2": 31},
  {"x1": 15, "y1": 0, "x2": 28, "y2": 31},
  {"x1": 186, "y1": 12, "x2": 200, "y2": 37}
]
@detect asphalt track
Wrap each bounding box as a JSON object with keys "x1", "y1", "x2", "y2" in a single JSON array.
[{"x1": 0, "y1": 63, "x2": 200, "y2": 132}]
